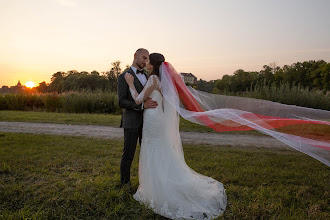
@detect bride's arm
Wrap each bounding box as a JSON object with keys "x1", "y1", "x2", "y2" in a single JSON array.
[{"x1": 124, "y1": 74, "x2": 157, "y2": 105}]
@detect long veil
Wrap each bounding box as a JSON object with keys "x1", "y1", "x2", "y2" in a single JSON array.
[{"x1": 160, "y1": 62, "x2": 330, "y2": 167}]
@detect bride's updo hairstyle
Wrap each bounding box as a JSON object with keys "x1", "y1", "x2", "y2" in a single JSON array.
[{"x1": 149, "y1": 53, "x2": 165, "y2": 78}]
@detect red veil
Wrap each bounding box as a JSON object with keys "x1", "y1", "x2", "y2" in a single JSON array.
[{"x1": 160, "y1": 62, "x2": 330, "y2": 166}]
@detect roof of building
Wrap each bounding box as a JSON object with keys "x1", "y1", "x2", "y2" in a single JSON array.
[{"x1": 180, "y1": 72, "x2": 197, "y2": 78}]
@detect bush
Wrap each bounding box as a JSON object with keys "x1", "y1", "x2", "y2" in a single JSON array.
[
  {"x1": 0, "y1": 94, "x2": 8, "y2": 110},
  {"x1": 243, "y1": 83, "x2": 330, "y2": 110},
  {"x1": 26, "y1": 94, "x2": 44, "y2": 110},
  {"x1": 61, "y1": 91, "x2": 120, "y2": 114},
  {"x1": 3, "y1": 93, "x2": 28, "y2": 111},
  {"x1": 43, "y1": 93, "x2": 62, "y2": 112},
  {"x1": 0, "y1": 91, "x2": 121, "y2": 114},
  {"x1": 216, "y1": 83, "x2": 330, "y2": 111}
]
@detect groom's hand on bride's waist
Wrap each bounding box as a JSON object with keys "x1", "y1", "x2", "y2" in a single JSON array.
[{"x1": 144, "y1": 97, "x2": 158, "y2": 109}]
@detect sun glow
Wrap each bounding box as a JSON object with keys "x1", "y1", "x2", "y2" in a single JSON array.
[{"x1": 25, "y1": 81, "x2": 36, "y2": 88}]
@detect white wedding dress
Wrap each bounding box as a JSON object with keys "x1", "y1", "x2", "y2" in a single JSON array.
[{"x1": 128, "y1": 75, "x2": 227, "y2": 219}]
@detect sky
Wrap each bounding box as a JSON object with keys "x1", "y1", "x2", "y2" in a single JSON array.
[{"x1": 0, "y1": 0, "x2": 330, "y2": 87}]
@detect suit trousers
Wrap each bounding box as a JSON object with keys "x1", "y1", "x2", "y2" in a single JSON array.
[{"x1": 120, "y1": 127, "x2": 142, "y2": 184}]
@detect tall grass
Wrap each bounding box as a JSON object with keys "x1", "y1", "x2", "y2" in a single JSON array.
[
  {"x1": 61, "y1": 92, "x2": 119, "y2": 114},
  {"x1": 249, "y1": 83, "x2": 329, "y2": 110},
  {"x1": 1, "y1": 83, "x2": 329, "y2": 114},
  {"x1": 0, "y1": 93, "x2": 29, "y2": 111},
  {"x1": 0, "y1": 91, "x2": 121, "y2": 114},
  {"x1": 219, "y1": 83, "x2": 330, "y2": 111}
]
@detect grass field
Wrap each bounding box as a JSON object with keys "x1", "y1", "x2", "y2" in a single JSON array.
[
  {"x1": 0, "y1": 110, "x2": 122, "y2": 127},
  {"x1": 0, "y1": 133, "x2": 329, "y2": 219}
]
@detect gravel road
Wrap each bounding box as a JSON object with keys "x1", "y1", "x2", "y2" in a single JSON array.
[{"x1": 0, "y1": 121, "x2": 290, "y2": 149}]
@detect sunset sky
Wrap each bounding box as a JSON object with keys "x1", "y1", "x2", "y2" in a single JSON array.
[{"x1": 1, "y1": 0, "x2": 330, "y2": 87}]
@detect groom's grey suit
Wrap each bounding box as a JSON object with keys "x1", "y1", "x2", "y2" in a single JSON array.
[{"x1": 117, "y1": 67, "x2": 147, "y2": 184}]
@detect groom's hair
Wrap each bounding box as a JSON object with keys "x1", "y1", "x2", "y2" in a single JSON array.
[{"x1": 136, "y1": 48, "x2": 149, "y2": 54}]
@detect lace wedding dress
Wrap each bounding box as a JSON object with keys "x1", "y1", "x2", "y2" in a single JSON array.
[{"x1": 127, "y1": 75, "x2": 227, "y2": 219}]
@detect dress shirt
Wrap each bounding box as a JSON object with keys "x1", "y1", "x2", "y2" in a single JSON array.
[{"x1": 130, "y1": 66, "x2": 147, "y2": 86}]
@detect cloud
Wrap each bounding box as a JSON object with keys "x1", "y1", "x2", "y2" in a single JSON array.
[{"x1": 57, "y1": 0, "x2": 77, "y2": 7}]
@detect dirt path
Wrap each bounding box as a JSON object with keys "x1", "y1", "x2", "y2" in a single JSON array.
[{"x1": 0, "y1": 121, "x2": 289, "y2": 149}]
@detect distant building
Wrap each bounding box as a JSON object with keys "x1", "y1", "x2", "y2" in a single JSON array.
[
  {"x1": 11, "y1": 80, "x2": 25, "y2": 93},
  {"x1": 0, "y1": 86, "x2": 9, "y2": 94},
  {"x1": 180, "y1": 73, "x2": 197, "y2": 84},
  {"x1": 0, "y1": 80, "x2": 26, "y2": 93},
  {"x1": 16, "y1": 80, "x2": 23, "y2": 87}
]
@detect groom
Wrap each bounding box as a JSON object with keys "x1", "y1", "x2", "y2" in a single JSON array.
[{"x1": 117, "y1": 48, "x2": 158, "y2": 185}]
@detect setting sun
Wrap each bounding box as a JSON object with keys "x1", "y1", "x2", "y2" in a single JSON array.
[{"x1": 25, "y1": 81, "x2": 36, "y2": 88}]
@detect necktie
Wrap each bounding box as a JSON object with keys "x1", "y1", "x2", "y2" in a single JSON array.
[{"x1": 136, "y1": 69, "x2": 143, "y2": 74}]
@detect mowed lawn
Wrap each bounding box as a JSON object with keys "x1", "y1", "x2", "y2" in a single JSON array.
[{"x1": 0, "y1": 132, "x2": 329, "y2": 219}]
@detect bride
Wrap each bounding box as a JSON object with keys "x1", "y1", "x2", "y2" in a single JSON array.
[{"x1": 124, "y1": 53, "x2": 227, "y2": 219}]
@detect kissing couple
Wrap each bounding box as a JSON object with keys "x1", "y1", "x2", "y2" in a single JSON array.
[{"x1": 117, "y1": 48, "x2": 227, "y2": 219}]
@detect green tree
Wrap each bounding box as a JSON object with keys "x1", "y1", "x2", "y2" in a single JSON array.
[
  {"x1": 49, "y1": 71, "x2": 65, "y2": 92},
  {"x1": 214, "y1": 75, "x2": 232, "y2": 92},
  {"x1": 196, "y1": 79, "x2": 216, "y2": 93},
  {"x1": 105, "y1": 61, "x2": 122, "y2": 91},
  {"x1": 91, "y1": 70, "x2": 100, "y2": 75},
  {"x1": 321, "y1": 63, "x2": 330, "y2": 91},
  {"x1": 36, "y1": 81, "x2": 49, "y2": 93},
  {"x1": 258, "y1": 65, "x2": 274, "y2": 86},
  {"x1": 110, "y1": 61, "x2": 122, "y2": 78}
]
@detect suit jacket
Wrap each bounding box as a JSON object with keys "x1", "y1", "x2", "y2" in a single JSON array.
[{"x1": 117, "y1": 67, "x2": 147, "y2": 129}]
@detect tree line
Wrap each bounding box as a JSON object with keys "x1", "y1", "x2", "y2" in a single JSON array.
[
  {"x1": 0, "y1": 61, "x2": 126, "y2": 94},
  {"x1": 1, "y1": 60, "x2": 329, "y2": 95},
  {"x1": 212, "y1": 60, "x2": 330, "y2": 94},
  {"x1": 40, "y1": 61, "x2": 126, "y2": 93}
]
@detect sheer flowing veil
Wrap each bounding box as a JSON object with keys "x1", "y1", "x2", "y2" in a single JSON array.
[{"x1": 160, "y1": 62, "x2": 330, "y2": 167}]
